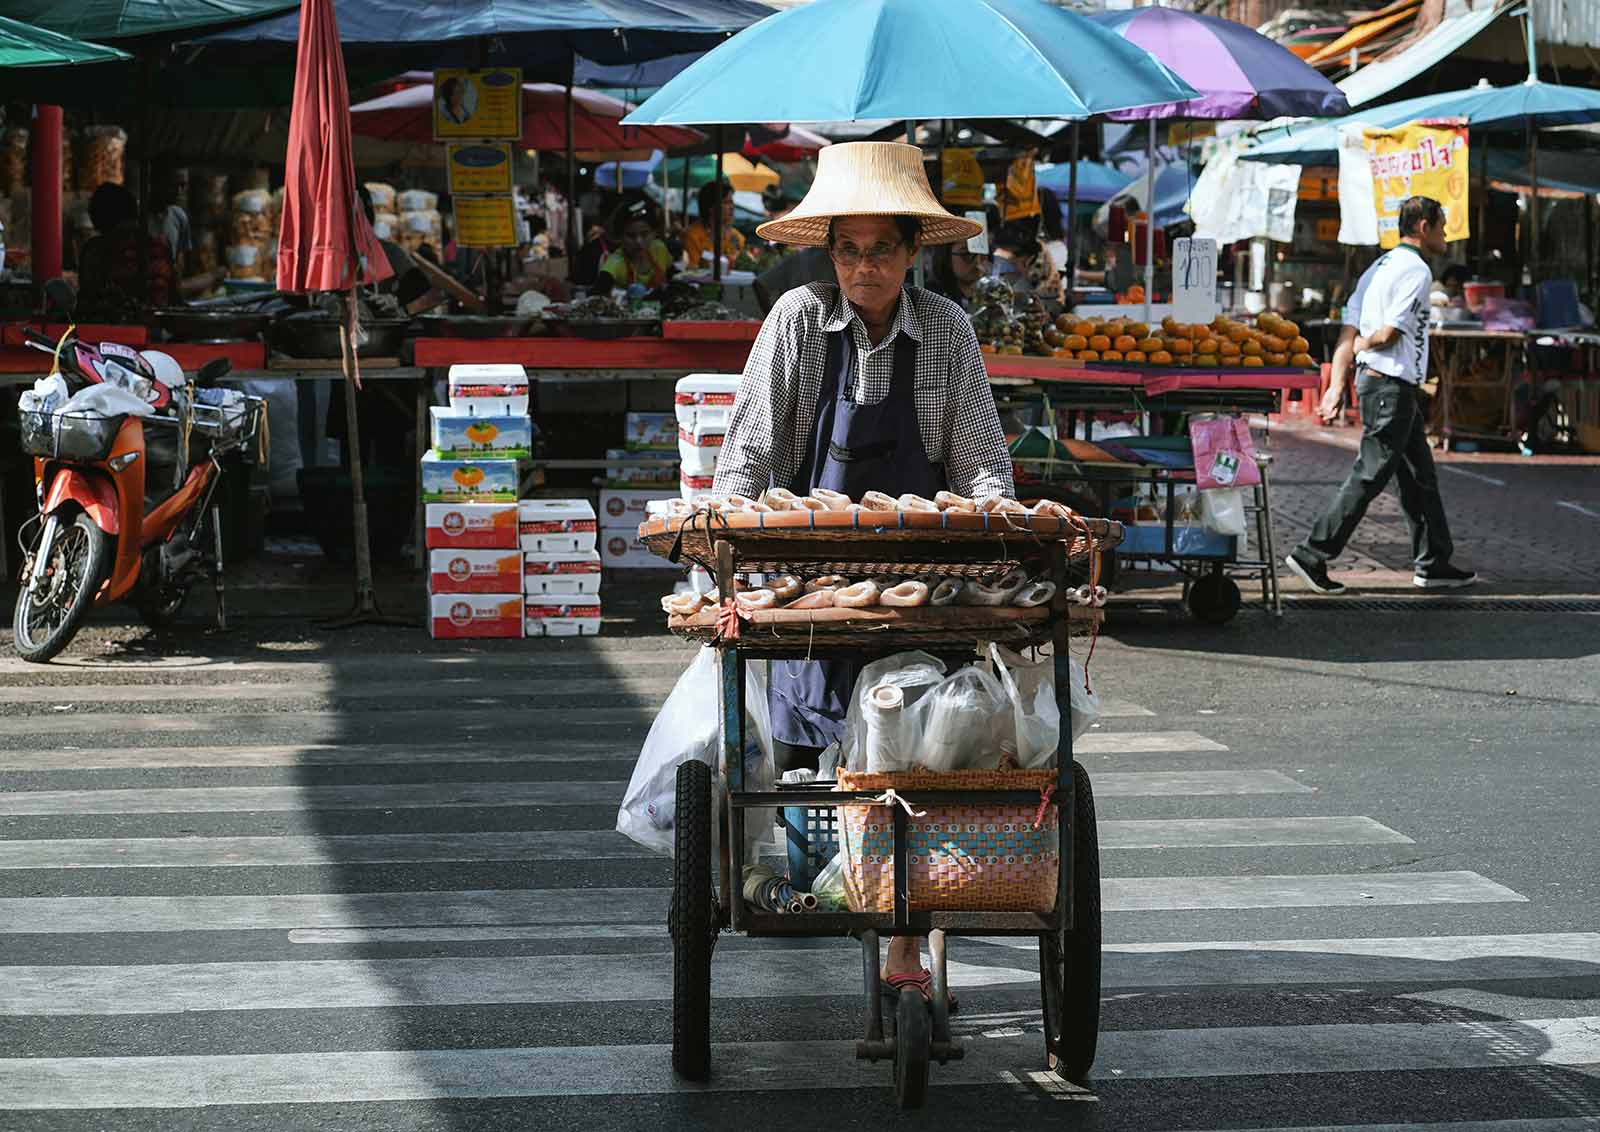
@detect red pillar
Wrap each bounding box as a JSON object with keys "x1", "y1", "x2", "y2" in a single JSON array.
[{"x1": 31, "y1": 105, "x2": 63, "y2": 285}]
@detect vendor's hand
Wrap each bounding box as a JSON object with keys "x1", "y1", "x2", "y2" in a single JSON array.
[
  {"x1": 1316, "y1": 383, "x2": 1345, "y2": 424},
  {"x1": 1352, "y1": 336, "x2": 1370, "y2": 356}
]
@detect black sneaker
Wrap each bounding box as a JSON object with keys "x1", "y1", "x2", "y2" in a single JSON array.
[
  {"x1": 1414, "y1": 563, "x2": 1477, "y2": 589},
  {"x1": 1284, "y1": 551, "x2": 1345, "y2": 594}
]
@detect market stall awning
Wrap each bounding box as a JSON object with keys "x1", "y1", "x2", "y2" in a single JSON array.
[
  {"x1": 1037, "y1": 160, "x2": 1132, "y2": 208},
  {"x1": 1241, "y1": 80, "x2": 1600, "y2": 165},
  {"x1": 197, "y1": 0, "x2": 775, "y2": 70},
  {"x1": 1, "y1": 0, "x2": 296, "y2": 39},
  {"x1": 1089, "y1": 6, "x2": 1349, "y2": 121},
  {"x1": 349, "y1": 80, "x2": 703, "y2": 153},
  {"x1": 1337, "y1": 1, "x2": 1506, "y2": 108},
  {"x1": 622, "y1": 0, "x2": 1199, "y2": 124},
  {"x1": 1095, "y1": 162, "x2": 1193, "y2": 231},
  {"x1": 0, "y1": 14, "x2": 129, "y2": 66}
]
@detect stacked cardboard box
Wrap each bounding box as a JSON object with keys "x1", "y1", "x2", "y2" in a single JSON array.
[
  {"x1": 675, "y1": 374, "x2": 739, "y2": 499},
  {"x1": 425, "y1": 364, "x2": 530, "y2": 640},
  {"x1": 520, "y1": 499, "x2": 601, "y2": 635},
  {"x1": 599, "y1": 411, "x2": 679, "y2": 570}
]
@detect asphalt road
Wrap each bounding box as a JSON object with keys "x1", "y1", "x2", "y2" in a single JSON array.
[{"x1": 0, "y1": 606, "x2": 1597, "y2": 1131}]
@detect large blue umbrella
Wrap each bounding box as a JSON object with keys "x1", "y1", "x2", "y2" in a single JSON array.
[
  {"x1": 621, "y1": 0, "x2": 1198, "y2": 125},
  {"x1": 1037, "y1": 161, "x2": 1132, "y2": 208},
  {"x1": 200, "y1": 0, "x2": 775, "y2": 68},
  {"x1": 1241, "y1": 79, "x2": 1600, "y2": 165}
]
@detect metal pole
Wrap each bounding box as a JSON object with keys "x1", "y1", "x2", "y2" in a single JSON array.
[
  {"x1": 565, "y1": 51, "x2": 578, "y2": 265},
  {"x1": 907, "y1": 119, "x2": 923, "y2": 287},
  {"x1": 1476, "y1": 131, "x2": 1488, "y2": 276},
  {"x1": 712, "y1": 128, "x2": 724, "y2": 282},
  {"x1": 1067, "y1": 122, "x2": 1080, "y2": 301},
  {"x1": 1528, "y1": 123, "x2": 1539, "y2": 295},
  {"x1": 1143, "y1": 118, "x2": 1155, "y2": 324}
]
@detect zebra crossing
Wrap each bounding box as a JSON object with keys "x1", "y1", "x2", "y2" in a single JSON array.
[{"x1": 0, "y1": 641, "x2": 1594, "y2": 1129}]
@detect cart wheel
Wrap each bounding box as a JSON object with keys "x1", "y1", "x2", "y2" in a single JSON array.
[
  {"x1": 893, "y1": 987, "x2": 931, "y2": 1109},
  {"x1": 670, "y1": 759, "x2": 715, "y2": 1082},
  {"x1": 1041, "y1": 761, "x2": 1101, "y2": 1085},
  {"x1": 1186, "y1": 572, "x2": 1241, "y2": 625}
]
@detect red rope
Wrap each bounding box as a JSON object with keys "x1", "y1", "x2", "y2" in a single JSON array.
[{"x1": 1031, "y1": 784, "x2": 1057, "y2": 831}]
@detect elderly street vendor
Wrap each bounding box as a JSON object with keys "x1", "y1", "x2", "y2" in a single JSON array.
[{"x1": 712, "y1": 141, "x2": 1014, "y2": 1008}]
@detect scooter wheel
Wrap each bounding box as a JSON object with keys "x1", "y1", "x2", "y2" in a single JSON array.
[{"x1": 13, "y1": 512, "x2": 110, "y2": 664}]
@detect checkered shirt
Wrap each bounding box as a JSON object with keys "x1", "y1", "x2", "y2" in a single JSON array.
[{"x1": 712, "y1": 283, "x2": 1015, "y2": 501}]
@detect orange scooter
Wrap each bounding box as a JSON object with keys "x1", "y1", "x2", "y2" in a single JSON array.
[{"x1": 12, "y1": 315, "x2": 265, "y2": 662}]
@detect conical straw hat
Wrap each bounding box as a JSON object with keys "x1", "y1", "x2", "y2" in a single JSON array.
[{"x1": 756, "y1": 141, "x2": 983, "y2": 248}]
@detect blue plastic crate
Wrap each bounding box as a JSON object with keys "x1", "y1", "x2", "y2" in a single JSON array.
[
  {"x1": 781, "y1": 804, "x2": 840, "y2": 892},
  {"x1": 1116, "y1": 521, "x2": 1236, "y2": 559}
]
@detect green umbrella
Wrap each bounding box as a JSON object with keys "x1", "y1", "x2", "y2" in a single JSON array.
[
  {"x1": 0, "y1": 0, "x2": 294, "y2": 41},
  {"x1": 0, "y1": 13, "x2": 129, "y2": 66}
]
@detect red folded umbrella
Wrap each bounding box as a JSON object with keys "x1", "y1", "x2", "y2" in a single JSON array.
[{"x1": 278, "y1": 0, "x2": 391, "y2": 294}]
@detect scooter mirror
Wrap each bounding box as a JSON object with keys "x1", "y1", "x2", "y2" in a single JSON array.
[
  {"x1": 198, "y1": 358, "x2": 232, "y2": 384},
  {"x1": 42, "y1": 278, "x2": 77, "y2": 319}
]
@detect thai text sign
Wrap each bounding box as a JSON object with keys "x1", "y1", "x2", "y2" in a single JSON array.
[{"x1": 1363, "y1": 120, "x2": 1470, "y2": 249}]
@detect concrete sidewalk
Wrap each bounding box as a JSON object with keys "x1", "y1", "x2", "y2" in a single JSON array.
[{"x1": 1262, "y1": 423, "x2": 1600, "y2": 595}]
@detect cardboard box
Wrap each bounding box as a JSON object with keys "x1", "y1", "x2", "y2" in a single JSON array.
[
  {"x1": 429, "y1": 407, "x2": 533, "y2": 460},
  {"x1": 429, "y1": 594, "x2": 524, "y2": 640},
  {"x1": 599, "y1": 487, "x2": 679, "y2": 529},
  {"x1": 425, "y1": 502, "x2": 519, "y2": 550},
  {"x1": 518, "y1": 498, "x2": 598, "y2": 553},
  {"x1": 600, "y1": 529, "x2": 673, "y2": 570},
  {"x1": 524, "y1": 550, "x2": 602, "y2": 595},
  {"x1": 603, "y1": 447, "x2": 679, "y2": 488},
  {"x1": 447, "y1": 363, "x2": 529, "y2": 416},
  {"x1": 623, "y1": 411, "x2": 677, "y2": 452},
  {"x1": 679, "y1": 469, "x2": 714, "y2": 496},
  {"x1": 673, "y1": 373, "x2": 739, "y2": 427},
  {"x1": 525, "y1": 595, "x2": 602, "y2": 637},
  {"x1": 429, "y1": 549, "x2": 524, "y2": 594},
  {"x1": 420, "y1": 451, "x2": 518, "y2": 503}
]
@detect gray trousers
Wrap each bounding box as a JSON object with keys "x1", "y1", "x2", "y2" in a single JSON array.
[{"x1": 1298, "y1": 371, "x2": 1454, "y2": 571}]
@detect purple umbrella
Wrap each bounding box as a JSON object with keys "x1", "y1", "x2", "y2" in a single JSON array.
[{"x1": 1091, "y1": 7, "x2": 1349, "y2": 122}]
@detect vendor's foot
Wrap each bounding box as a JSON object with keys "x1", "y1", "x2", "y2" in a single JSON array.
[
  {"x1": 881, "y1": 967, "x2": 960, "y2": 1014},
  {"x1": 1285, "y1": 551, "x2": 1345, "y2": 594},
  {"x1": 1413, "y1": 562, "x2": 1477, "y2": 589}
]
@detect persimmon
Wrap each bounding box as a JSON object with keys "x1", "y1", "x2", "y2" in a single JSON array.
[
  {"x1": 1113, "y1": 334, "x2": 1138, "y2": 353},
  {"x1": 1148, "y1": 349, "x2": 1173, "y2": 364},
  {"x1": 1195, "y1": 353, "x2": 1219, "y2": 366},
  {"x1": 1218, "y1": 339, "x2": 1241, "y2": 357},
  {"x1": 1169, "y1": 338, "x2": 1194, "y2": 355},
  {"x1": 1137, "y1": 337, "x2": 1163, "y2": 354},
  {"x1": 1077, "y1": 349, "x2": 1101, "y2": 361},
  {"x1": 1101, "y1": 349, "x2": 1125, "y2": 361},
  {"x1": 1265, "y1": 352, "x2": 1289, "y2": 366},
  {"x1": 1241, "y1": 355, "x2": 1264, "y2": 367},
  {"x1": 1064, "y1": 334, "x2": 1088, "y2": 351},
  {"x1": 1290, "y1": 352, "x2": 1315, "y2": 369},
  {"x1": 1124, "y1": 350, "x2": 1147, "y2": 363},
  {"x1": 1089, "y1": 334, "x2": 1112, "y2": 352},
  {"x1": 1072, "y1": 321, "x2": 1096, "y2": 338},
  {"x1": 1240, "y1": 339, "x2": 1264, "y2": 357}
]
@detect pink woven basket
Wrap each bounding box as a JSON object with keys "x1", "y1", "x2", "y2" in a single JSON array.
[{"x1": 836, "y1": 769, "x2": 1059, "y2": 914}]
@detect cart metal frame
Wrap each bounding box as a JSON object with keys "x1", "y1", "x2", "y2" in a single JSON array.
[{"x1": 665, "y1": 516, "x2": 1109, "y2": 1107}]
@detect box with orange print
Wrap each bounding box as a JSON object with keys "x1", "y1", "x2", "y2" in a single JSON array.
[
  {"x1": 425, "y1": 503, "x2": 519, "y2": 550},
  {"x1": 420, "y1": 451, "x2": 518, "y2": 503},
  {"x1": 428, "y1": 549, "x2": 524, "y2": 594},
  {"x1": 429, "y1": 594, "x2": 524, "y2": 640},
  {"x1": 428, "y1": 407, "x2": 533, "y2": 460}
]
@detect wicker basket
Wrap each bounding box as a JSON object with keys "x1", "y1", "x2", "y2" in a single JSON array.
[{"x1": 836, "y1": 768, "x2": 1059, "y2": 914}]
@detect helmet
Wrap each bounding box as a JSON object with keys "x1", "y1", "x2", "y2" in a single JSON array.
[{"x1": 139, "y1": 350, "x2": 184, "y2": 390}]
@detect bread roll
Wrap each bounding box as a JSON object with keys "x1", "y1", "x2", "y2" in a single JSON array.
[
  {"x1": 880, "y1": 580, "x2": 930, "y2": 607},
  {"x1": 785, "y1": 590, "x2": 835, "y2": 609},
  {"x1": 930, "y1": 578, "x2": 964, "y2": 606},
  {"x1": 736, "y1": 588, "x2": 777, "y2": 611},
  {"x1": 1012, "y1": 581, "x2": 1056, "y2": 608},
  {"x1": 935, "y1": 491, "x2": 976, "y2": 512},
  {"x1": 805, "y1": 574, "x2": 850, "y2": 593},
  {"x1": 767, "y1": 574, "x2": 803, "y2": 602},
  {"x1": 897, "y1": 493, "x2": 938, "y2": 512},
  {"x1": 860, "y1": 490, "x2": 898, "y2": 511},
  {"x1": 760, "y1": 488, "x2": 799, "y2": 511},
  {"x1": 833, "y1": 580, "x2": 880, "y2": 608},
  {"x1": 808, "y1": 488, "x2": 852, "y2": 511}
]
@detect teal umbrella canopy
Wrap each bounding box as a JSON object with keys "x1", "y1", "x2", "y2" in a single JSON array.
[
  {"x1": 0, "y1": 13, "x2": 130, "y2": 65},
  {"x1": 623, "y1": 0, "x2": 1198, "y2": 125},
  {"x1": 0, "y1": 0, "x2": 297, "y2": 40},
  {"x1": 1242, "y1": 80, "x2": 1600, "y2": 165}
]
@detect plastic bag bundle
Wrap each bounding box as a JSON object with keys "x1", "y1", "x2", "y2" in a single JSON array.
[
  {"x1": 616, "y1": 647, "x2": 776, "y2": 860},
  {"x1": 808, "y1": 851, "x2": 848, "y2": 910},
  {"x1": 988, "y1": 644, "x2": 1101, "y2": 768},
  {"x1": 914, "y1": 664, "x2": 1009, "y2": 772},
  {"x1": 840, "y1": 651, "x2": 947, "y2": 772},
  {"x1": 1200, "y1": 486, "x2": 1248, "y2": 537}
]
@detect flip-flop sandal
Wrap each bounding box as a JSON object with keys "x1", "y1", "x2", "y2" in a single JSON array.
[{"x1": 882, "y1": 969, "x2": 959, "y2": 1014}]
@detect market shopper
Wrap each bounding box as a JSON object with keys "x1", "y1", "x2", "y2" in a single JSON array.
[
  {"x1": 77, "y1": 183, "x2": 178, "y2": 319},
  {"x1": 1286, "y1": 195, "x2": 1477, "y2": 594},
  {"x1": 712, "y1": 141, "x2": 1013, "y2": 1006}
]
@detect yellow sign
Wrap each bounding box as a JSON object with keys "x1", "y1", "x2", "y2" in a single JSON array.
[
  {"x1": 1363, "y1": 120, "x2": 1470, "y2": 248},
  {"x1": 454, "y1": 196, "x2": 518, "y2": 248},
  {"x1": 433, "y1": 68, "x2": 523, "y2": 141},
  {"x1": 941, "y1": 147, "x2": 984, "y2": 207},
  {"x1": 1001, "y1": 152, "x2": 1039, "y2": 221},
  {"x1": 1168, "y1": 121, "x2": 1216, "y2": 148},
  {"x1": 447, "y1": 143, "x2": 515, "y2": 194}
]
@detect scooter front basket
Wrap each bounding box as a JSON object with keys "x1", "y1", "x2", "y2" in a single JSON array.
[{"x1": 19, "y1": 409, "x2": 125, "y2": 461}]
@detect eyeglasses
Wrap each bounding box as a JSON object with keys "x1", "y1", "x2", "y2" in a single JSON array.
[{"x1": 828, "y1": 241, "x2": 904, "y2": 268}]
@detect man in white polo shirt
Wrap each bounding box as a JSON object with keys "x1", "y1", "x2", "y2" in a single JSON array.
[{"x1": 1287, "y1": 195, "x2": 1476, "y2": 593}]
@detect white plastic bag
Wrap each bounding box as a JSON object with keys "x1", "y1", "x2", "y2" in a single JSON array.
[
  {"x1": 63, "y1": 382, "x2": 153, "y2": 419},
  {"x1": 841, "y1": 651, "x2": 947, "y2": 772},
  {"x1": 809, "y1": 851, "x2": 847, "y2": 910},
  {"x1": 1200, "y1": 486, "x2": 1248, "y2": 537},
  {"x1": 616, "y1": 647, "x2": 775, "y2": 858},
  {"x1": 988, "y1": 645, "x2": 1101, "y2": 768},
  {"x1": 914, "y1": 664, "x2": 1010, "y2": 772}
]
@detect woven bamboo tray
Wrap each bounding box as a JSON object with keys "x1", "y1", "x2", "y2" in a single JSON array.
[
  {"x1": 638, "y1": 509, "x2": 1122, "y2": 577},
  {"x1": 665, "y1": 602, "x2": 1099, "y2": 652}
]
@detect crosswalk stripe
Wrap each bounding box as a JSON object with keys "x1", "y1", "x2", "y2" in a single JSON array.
[
  {"x1": 0, "y1": 707, "x2": 656, "y2": 740},
  {"x1": 0, "y1": 769, "x2": 1304, "y2": 816},
  {"x1": 0, "y1": 727, "x2": 1214, "y2": 772},
  {"x1": 0, "y1": 677, "x2": 682, "y2": 707},
  {"x1": 4, "y1": 1017, "x2": 1599, "y2": 1107},
  {"x1": 6, "y1": 931, "x2": 1590, "y2": 1015},
  {"x1": 0, "y1": 816, "x2": 1412, "y2": 869},
  {"x1": 0, "y1": 871, "x2": 1522, "y2": 935}
]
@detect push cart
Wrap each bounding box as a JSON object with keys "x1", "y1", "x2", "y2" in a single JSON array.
[{"x1": 638, "y1": 506, "x2": 1122, "y2": 1107}]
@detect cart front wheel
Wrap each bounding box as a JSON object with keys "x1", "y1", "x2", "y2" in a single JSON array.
[
  {"x1": 1041, "y1": 761, "x2": 1101, "y2": 1084},
  {"x1": 894, "y1": 987, "x2": 930, "y2": 1109},
  {"x1": 1186, "y1": 572, "x2": 1241, "y2": 625},
  {"x1": 670, "y1": 759, "x2": 715, "y2": 1081}
]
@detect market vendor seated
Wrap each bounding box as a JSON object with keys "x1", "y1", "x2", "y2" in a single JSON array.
[
  {"x1": 681, "y1": 178, "x2": 746, "y2": 271},
  {"x1": 712, "y1": 141, "x2": 1014, "y2": 1009},
  {"x1": 77, "y1": 183, "x2": 178, "y2": 321},
  {"x1": 594, "y1": 198, "x2": 674, "y2": 294}
]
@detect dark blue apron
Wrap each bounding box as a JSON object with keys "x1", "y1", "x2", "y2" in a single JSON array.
[{"x1": 768, "y1": 307, "x2": 947, "y2": 749}]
